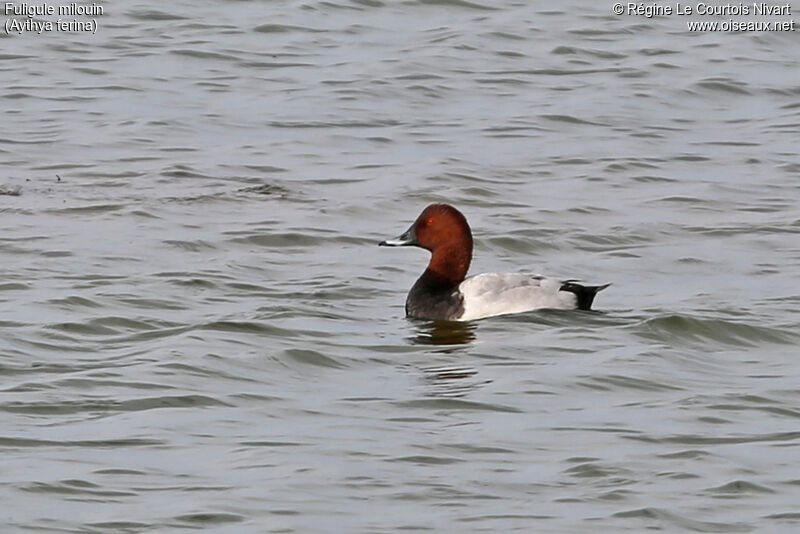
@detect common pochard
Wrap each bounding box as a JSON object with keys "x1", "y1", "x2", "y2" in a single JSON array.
[{"x1": 380, "y1": 203, "x2": 609, "y2": 321}]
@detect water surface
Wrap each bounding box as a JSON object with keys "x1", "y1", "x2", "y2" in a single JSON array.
[{"x1": 2, "y1": 1, "x2": 800, "y2": 532}]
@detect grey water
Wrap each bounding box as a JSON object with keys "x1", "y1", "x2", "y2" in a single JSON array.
[{"x1": 2, "y1": 1, "x2": 800, "y2": 532}]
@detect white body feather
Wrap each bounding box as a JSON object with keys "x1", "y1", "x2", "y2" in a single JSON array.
[{"x1": 457, "y1": 273, "x2": 577, "y2": 321}]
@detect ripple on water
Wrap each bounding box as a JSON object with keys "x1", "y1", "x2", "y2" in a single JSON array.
[
  {"x1": 391, "y1": 398, "x2": 523, "y2": 414},
  {"x1": 632, "y1": 313, "x2": 798, "y2": 348},
  {"x1": 705, "y1": 480, "x2": 776, "y2": 496},
  {"x1": 21, "y1": 479, "x2": 138, "y2": 497},
  {"x1": 282, "y1": 348, "x2": 348, "y2": 369},
  {"x1": 1, "y1": 395, "x2": 230, "y2": 416},
  {"x1": 612, "y1": 507, "x2": 752, "y2": 532},
  {"x1": 125, "y1": 9, "x2": 187, "y2": 21},
  {"x1": 0, "y1": 437, "x2": 164, "y2": 448},
  {"x1": 173, "y1": 513, "x2": 245, "y2": 525}
]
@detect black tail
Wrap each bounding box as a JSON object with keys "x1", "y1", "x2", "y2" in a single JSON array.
[{"x1": 559, "y1": 281, "x2": 610, "y2": 311}]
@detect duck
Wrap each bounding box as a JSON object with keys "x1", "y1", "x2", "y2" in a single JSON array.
[{"x1": 379, "y1": 203, "x2": 609, "y2": 321}]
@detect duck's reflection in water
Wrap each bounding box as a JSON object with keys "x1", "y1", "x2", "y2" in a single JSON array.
[
  {"x1": 409, "y1": 319, "x2": 476, "y2": 346},
  {"x1": 420, "y1": 364, "x2": 491, "y2": 397},
  {"x1": 408, "y1": 320, "x2": 489, "y2": 397}
]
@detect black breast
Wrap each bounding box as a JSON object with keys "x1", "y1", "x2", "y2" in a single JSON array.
[{"x1": 405, "y1": 277, "x2": 465, "y2": 321}]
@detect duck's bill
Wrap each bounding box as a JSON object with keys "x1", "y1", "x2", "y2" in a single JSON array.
[{"x1": 379, "y1": 225, "x2": 418, "y2": 247}]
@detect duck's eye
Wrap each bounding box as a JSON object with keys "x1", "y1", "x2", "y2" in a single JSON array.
[{"x1": 426, "y1": 218, "x2": 435, "y2": 226}]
